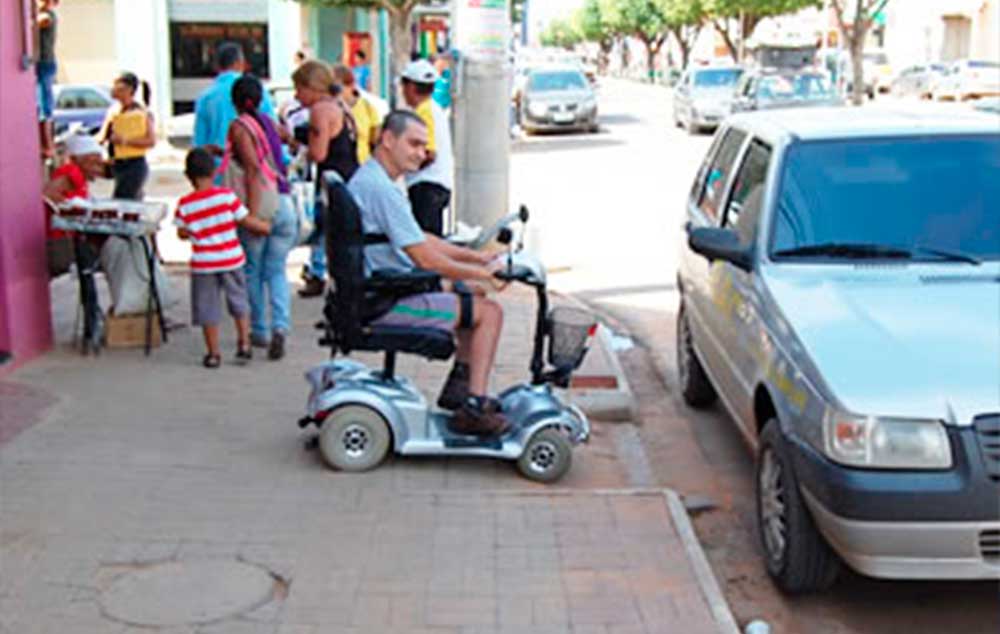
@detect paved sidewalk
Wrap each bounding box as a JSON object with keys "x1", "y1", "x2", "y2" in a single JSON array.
[{"x1": 0, "y1": 271, "x2": 736, "y2": 633}]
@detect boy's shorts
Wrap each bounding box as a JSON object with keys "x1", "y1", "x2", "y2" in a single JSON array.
[
  {"x1": 370, "y1": 292, "x2": 459, "y2": 332},
  {"x1": 191, "y1": 270, "x2": 249, "y2": 326}
]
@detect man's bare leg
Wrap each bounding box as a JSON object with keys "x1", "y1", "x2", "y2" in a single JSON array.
[{"x1": 466, "y1": 297, "x2": 503, "y2": 395}]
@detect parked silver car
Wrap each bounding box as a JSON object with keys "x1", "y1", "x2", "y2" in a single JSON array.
[
  {"x1": 519, "y1": 66, "x2": 598, "y2": 134},
  {"x1": 933, "y1": 59, "x2": 1000, "y2": 101},
  {"x1": 891, "y1": 63, "x2": 948, "y2": 99},
  {"x1": 731, "y1": 70, "x2": 843, "y2": 112},
  {"x1": 672, "y1": 65, "x2": 744, "y2": 134},
  {"x1": 677, "y1": 106, "x2": 1000, "y2": 593}
]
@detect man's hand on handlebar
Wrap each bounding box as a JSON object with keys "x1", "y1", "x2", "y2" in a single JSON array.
[{"x1": 486, "y1": 258, "x2": 510, "y2": 293}]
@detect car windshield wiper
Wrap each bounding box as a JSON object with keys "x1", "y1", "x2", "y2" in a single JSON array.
[
  {"x1": 773, "y1": 242, "x2": 912, "y2": 259},
  {"x1": 910, "y1": 246, "x2": 982, "y2": 265}
]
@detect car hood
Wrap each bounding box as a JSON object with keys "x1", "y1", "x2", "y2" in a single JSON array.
[
  {"x1": 763, "y1": 263, "x2": 1000, "y2": 425},
  {"x1": 526, "y1": 89, "x2": 592, "y2": 103},
  {"x1": 756, "y1": 98, "x2": 844, "y2": 109}
]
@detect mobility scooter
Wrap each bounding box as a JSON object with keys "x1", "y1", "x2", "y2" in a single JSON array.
[{"x1": 296, "y1": 174, "x2": 594, "y2": 482}]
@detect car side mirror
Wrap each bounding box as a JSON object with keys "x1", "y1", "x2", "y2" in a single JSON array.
[{"x1": 688, "y1": 227, "x2": 753, "y2": 272}]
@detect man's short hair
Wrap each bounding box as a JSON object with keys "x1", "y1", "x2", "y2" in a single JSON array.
[
  {"x1": 185, "y1": 147, "x2": 216, "y2": 180},
  {"x1": 355, "y1": 50, "x2": 367, "y2": 62},
  {"x1": 216, "y1": 42, "x2": 244, "y2": 71},
  {"x1": 381, "y1": 110, "x2": 426, "y2": 139}
]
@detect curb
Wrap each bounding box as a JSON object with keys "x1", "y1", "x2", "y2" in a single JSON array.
[{"x1": 664, "y1": 490, "x2": 742, "y2": 634}]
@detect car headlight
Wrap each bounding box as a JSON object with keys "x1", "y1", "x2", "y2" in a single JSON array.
[
  {"x1": 527, "y1": 101, "x2": 549, "y2": 118},
  {"x1": 581, "y1": 97, "x2": 597, "y2": 112},
  {"x1": 823, "y1": 408, "x2": 952, "y2": 469}
]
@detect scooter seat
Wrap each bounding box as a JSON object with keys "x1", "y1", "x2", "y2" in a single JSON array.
[{"x1": 362, "y1": 325, "x2": 455, "y2": 360}]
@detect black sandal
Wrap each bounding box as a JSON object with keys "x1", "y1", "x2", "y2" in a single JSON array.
[
  {"x1": 235, "y1": 346, "x2": 252, "y2": 365},
  {"x1": 202, "y1": 354, "x2": 221, "y2": 369}
]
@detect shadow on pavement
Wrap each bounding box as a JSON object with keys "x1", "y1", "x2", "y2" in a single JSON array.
[{"x1": 513, "y1": 135, "x2": 626, "y2": 154}]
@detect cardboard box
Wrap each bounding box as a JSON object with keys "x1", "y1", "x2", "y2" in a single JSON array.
[{"x1": 105, "y1": 311, "x2": 161, "y2": 349}]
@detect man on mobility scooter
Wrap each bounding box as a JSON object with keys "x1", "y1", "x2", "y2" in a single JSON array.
[{"x1": 348, "y1": 110, "x2": 510, "y2": 436}]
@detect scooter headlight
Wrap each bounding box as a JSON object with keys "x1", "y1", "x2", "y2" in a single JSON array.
[{"x1": 822, "y1": 408, "x2": 952, "y2": 470}]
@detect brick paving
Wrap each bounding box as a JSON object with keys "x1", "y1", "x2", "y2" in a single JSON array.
[{"x1": 0, "y1": 272, "x2": 727, "y2": 633}]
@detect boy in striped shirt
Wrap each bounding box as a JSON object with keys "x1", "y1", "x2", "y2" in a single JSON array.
[{"x1": 175, "y1": 148, "x2": 270, "y2": 368}]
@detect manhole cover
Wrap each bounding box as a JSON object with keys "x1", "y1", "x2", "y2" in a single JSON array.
[{"x1": 100, "y1": 560, "x2": 278, "y2": 627}]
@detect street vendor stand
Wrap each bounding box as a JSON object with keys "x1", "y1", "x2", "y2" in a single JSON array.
[{"x1": 49, "y1": 198, "x2": 169, "y2": 356}]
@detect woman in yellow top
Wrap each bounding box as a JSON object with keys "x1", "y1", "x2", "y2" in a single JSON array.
[
  {"x1": 332, "y1": 64, "x2": 380, "y2": 164},
  {"x1": 102, "y1": 72, "x2": 156, "y2": 200}
]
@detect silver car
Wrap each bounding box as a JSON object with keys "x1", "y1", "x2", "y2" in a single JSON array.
[
  {"x1": 677, "y1": 107, "x2": 1000, "y2": 593},
  {"x1": 672, "y1": 65, "x2": 743, "y2": 133},
  {"x1": 519, "y1": 67, "x2": 598, "y2": 135}
]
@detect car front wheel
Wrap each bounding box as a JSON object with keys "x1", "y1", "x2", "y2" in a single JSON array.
[
  {"x1": 756, "y1": 420, "x2": 840, "y2": 594},
  {"x1": 676, "y1": 302, "x2": 717, "y2": 408}
]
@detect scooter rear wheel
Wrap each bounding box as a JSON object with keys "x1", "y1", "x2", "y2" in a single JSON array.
[
  {"x1": 517, "y1": 428, "x2": 573, "y2": 483},
  {"x1": 319, "y1": 405, "x2": 392, "y2": 472}
]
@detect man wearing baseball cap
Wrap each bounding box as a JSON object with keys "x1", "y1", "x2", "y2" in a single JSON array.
[{"x1": 400, "y1": 59, "x2": 454, "y2": 237}]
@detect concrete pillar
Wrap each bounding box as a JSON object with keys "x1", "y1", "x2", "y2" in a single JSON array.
[
  {"x1": 268, "y1": 0, "x2": 302, "y2": 86},
  {"x1": 114, "y1": 0, "x2": 171, "y2": 124},
  {"x1": 451, "y1": 0, "x2": 511, "y2": 231}
]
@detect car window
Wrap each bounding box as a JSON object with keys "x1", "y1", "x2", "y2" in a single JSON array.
[
  {"x1": 772, "y1": 135, "x2": 1000, "y2": 261},
  {"x1": 528, "y1": 71, "x2": 587, "y2": 92},
  {"x1": 697, "y1": 128, "x2": 748, "y2": 221},
  {"x1": 689, "y1": 130, "x2": 726, "y2": 203},
  {"x1": 693, "y1": 69, "x2": 743, "y2": 89},
  {"x1": 56, "y1": 88, "x2": 108, "y2": 110},
  {"x1": 723, "y1": 140, "x2": 771, "y2": 248},
  {"x1": 758, "y1": 74, "x2": 834, "y2": 101}
]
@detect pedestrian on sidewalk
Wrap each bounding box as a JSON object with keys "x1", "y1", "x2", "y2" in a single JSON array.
[
  {"x1": 102, "y1": 73, "x2": 155, "y2": 200},
  {"x1": 226, "y1": 74, "x2": 298, "y2": 360},
  {"x1": 174, "y1": 148, "x2": 268, "y2": 368},
  {"x1": 348, "y1": 111, "x2": 510, "y2": 436},
  {"x1": 35, "y1": 0, "x2": 60, "y2": 159},
  {"x1": 193, "y1": 42, "x2": 275, "y2": 155},
  {"x1": 400, "y1": 59, "x2": 453, "y2": 237},
  {"x1": 332, "y1": 64, "x2": 380, "y2": 164},
  {"x1": 292, "y1": 60, "x2": 359, "y2": 298},
  {"x1": 352, "y1": 49, "x2": 371, "y2": 92}
]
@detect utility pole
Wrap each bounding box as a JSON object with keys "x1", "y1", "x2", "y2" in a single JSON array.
[{"x1": 452, "y1": 0, "x2": 512, "y2": 232}]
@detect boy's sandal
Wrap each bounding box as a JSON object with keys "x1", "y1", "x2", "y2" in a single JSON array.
[
  {"x1": 235, "y1": 346, "x2": 252, "y2": 364},
  {"x1": 203, "y1": 354, "x2": 221, "y2": 369}
]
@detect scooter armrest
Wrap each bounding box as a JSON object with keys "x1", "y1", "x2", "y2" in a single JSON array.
[{"x1": 366, "y1": 268, "x2": 442, "y2": 295}]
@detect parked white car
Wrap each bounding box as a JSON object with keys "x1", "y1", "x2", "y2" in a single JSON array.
[{"x1": 933, "y1": 59, "x2": 1000, "y2": 101}]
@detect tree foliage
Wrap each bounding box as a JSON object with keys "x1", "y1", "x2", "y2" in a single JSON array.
[
  {"x1": 540, "y1": 17, "x2": 583, "y2": 49},
  {"x1": 662, "y1": 0, "x2": 705, "y2": 67},
  {"x1": 705, "y1": 0, "x2": 821, "y2": 60}
]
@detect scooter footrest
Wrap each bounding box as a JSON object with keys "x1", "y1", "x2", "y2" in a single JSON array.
[
  {"x1": 444, "y1": 436, "x2": 503, "y2": 450},
  {"x1": 297, "y1": 416, "x2": 314, "y2": 429}
]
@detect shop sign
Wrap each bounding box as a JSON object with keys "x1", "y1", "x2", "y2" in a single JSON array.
[{"x1": 453, "y1": 0, "x2": 509, "y2": 62}]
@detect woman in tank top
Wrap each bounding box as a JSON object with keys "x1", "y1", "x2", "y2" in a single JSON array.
[
  {"x1": 291, "y1": 60, "x2": 360, "y2": 297},
  {"x1": 102, "y1": 72, "x2": 156, "y2": 200}
]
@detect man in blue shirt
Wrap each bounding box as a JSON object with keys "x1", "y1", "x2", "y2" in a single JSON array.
[
  {"x1": 193, "y1": 42, "x2": 275, "y2": 152},
  {"x1": 353, "y1": 50, "x2": 371, "y2": 92},
  {"x1": 348, "y1": 110, "x2": 510, "y2": 437}
]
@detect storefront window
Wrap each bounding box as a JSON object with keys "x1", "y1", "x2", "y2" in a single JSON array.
[{"x1": 169, "y1": 22, "x2": 270, "y2": 80}]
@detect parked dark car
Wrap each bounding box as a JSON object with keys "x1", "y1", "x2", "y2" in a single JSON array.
[
  {"x1": 731, "y1": 70, "x2": 842, "y2": 113},
  {"x1": 52, "y1": 84, "x2": 112, "y2": 136},
  {"x1": 519, "y1": 66, "x2": 598, "y2": 134}
]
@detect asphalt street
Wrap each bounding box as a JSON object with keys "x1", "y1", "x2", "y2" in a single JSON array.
[{"x1": 513, "y1": 77, "x2": 1000, "y2": 634}]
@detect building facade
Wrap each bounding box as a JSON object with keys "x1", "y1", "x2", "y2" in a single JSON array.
[
  {"x1": 0, "y1": 0, "x2": 53, "y2": 372},
  {"x1": 884, "y1": 0, "x2": 998, "y2": 66}
]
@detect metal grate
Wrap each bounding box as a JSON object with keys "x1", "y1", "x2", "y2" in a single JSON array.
[
  {"x1": 973, "y1": 415, "x2": 1000, "y2": 481},
  {"x1": 980, "y1": 530, "x2": 1000, "y2": 561}
]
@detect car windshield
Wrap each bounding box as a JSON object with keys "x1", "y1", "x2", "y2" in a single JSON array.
[
  {"x1": 529, "y1": 71, "x2": 587, "y2": 92},
  {"x1": 772, "y1": 136, "x2": 1000, "y2": 261},
  {"x1": 758, "y1": 74, "x2": 834, "y2": 100},
  {"x1": 693, "y1": 69, "x2": 743, "y2": 89}
]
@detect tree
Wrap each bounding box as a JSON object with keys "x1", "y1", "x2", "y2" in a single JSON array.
[
  {"x1": 576, "y1": 0, "x2": 619, "y2": 71},
  {"x1": 705, "y1": 0, "x2": 820, "y2": 62},
  {"x1": 662, "y1": 0, "x2": 704, "y2": 69},
  {"x1": 831, "y1": 0, "x2": 888, "y2": 105},
  {"x1": 614, "y1": 0, "x2": 670, "y2": 82},
  {"x1": 541, "y1": 17, "x2": 583, "y2": 50},
  {"x1": 292, "y1": 0, "x2": 435, "y2": 75}
]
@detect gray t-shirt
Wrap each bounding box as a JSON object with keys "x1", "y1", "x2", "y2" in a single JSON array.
[
  {"x1": 38, "y1": 10, "x2": 58, "y2": 64},
  {"x1": 347, "y1": 159, "x2": 425, "y2": 274}
]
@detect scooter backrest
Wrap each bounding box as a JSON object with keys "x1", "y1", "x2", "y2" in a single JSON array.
[{"x1": 322, "y1": 172, "x2": 367, "y2": 347}]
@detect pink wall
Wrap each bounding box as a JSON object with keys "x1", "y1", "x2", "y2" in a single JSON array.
[{"x1": 0, "y1": 0, "x2": 53, "y2": 372}]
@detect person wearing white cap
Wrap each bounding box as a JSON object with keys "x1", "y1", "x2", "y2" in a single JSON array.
[
  {"x1": 44, "y1": 133, "x2": 107, "y2": 203},
  {"x1": 400, "y1": 58, "x2": 454, "y2": 237}
]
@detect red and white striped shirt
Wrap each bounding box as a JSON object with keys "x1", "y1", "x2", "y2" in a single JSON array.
[{"x1": 174, "y1": 187, "x2": 249, "y2": 273}]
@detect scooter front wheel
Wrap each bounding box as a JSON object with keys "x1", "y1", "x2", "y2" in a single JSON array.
[
  {"x1": 319, "y1": 405, "x2": 392, "y2": 472},
  {"x1": 517, "y1": 428, "x2": 573, "y2": 483}
]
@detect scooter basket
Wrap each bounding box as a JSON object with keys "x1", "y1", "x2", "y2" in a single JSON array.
[{"x1": 547, "y1": 307, "x2": 597, "y2": 372}]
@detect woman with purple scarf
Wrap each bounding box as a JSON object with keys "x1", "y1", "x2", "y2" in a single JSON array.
[{"x1": 228, "y1": 74, "x2": 298, "y2": 361}]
